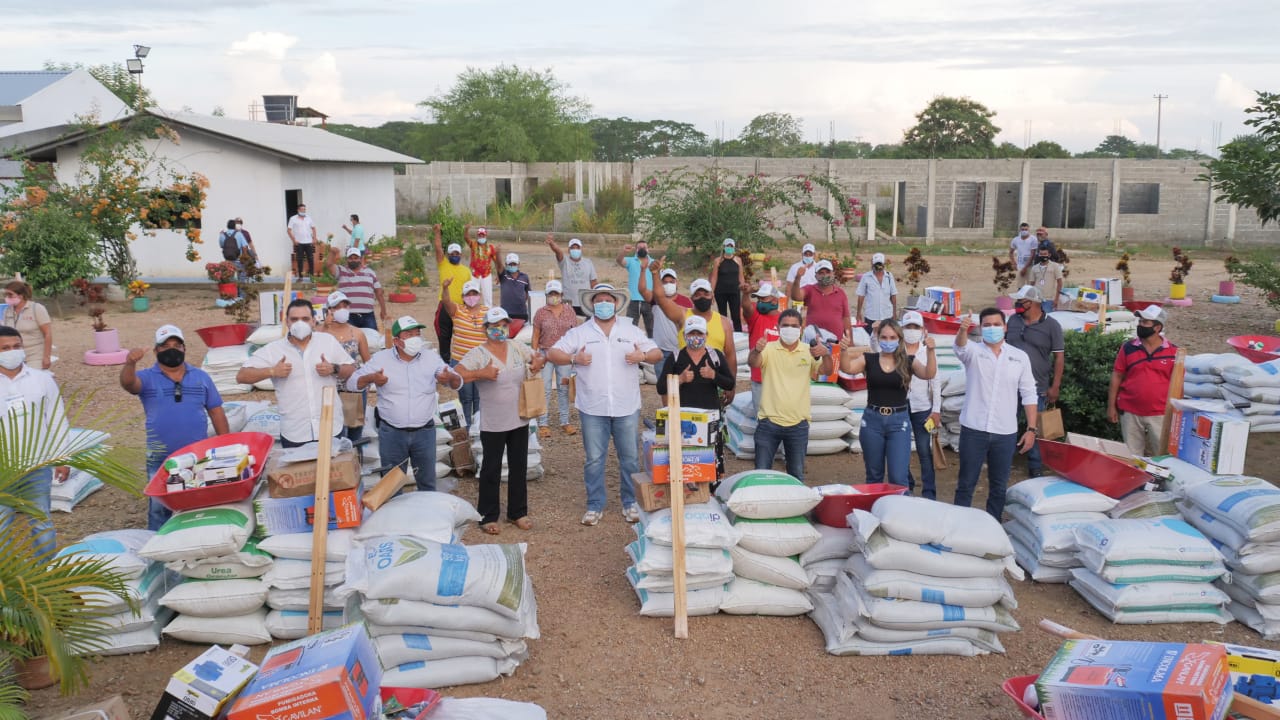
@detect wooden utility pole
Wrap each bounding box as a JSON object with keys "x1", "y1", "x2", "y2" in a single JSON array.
[
  {"x1": 308, "y1": 386, "x2": 336, "y2": 634},
  {"x1": 666, "y1": 381, "x2": 689, "y2": 639}
]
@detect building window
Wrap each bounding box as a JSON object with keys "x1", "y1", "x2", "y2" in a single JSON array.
[
  {"x1": 1042, "y1": 182, "x2": 1096, "y2": 229},
  {"x1": 1118, "y1": 183, "x2": 1160, "y2": 214}
]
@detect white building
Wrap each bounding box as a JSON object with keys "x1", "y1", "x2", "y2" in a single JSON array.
[
  {"x1": 0, "y1": 69, "x2": 132, "y2": 181},
  {"x1": 8, "y1": 109, "x2": 421, "y2": 280}
]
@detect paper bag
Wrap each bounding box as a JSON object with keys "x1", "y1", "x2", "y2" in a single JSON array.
[
  {"x1": 518, "y1": 374, "x2": 546, "y2": 420},
  {"x1": 339, "y1": 391, "x2": 364, "y2": 428},
  {"x1": 449, "y1": 427, "x2": 475, "y2": 478},
  {"x1": 567, "y1": 373, "x2": 577, "y2": 405},
  {"x1": 1038, "y1": 406, "x2": 1065, "y2": 440},
  {"x1": 931, "y1": 433, "x2": 949, "y2": 469}
]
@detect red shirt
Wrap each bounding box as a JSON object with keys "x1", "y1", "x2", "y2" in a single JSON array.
[
  {"x1": 802, "y1": 285, "x2": 849, "y2": 339},
  {"x1": 1113, "y1": 338, "x2": 1179, "y2": 416},
  {"x1": 747, "y1": 311, "x2": 780, "y2": 383},
  {"x1": 470, "y1": 243, "x2": 497, "y2": 278}
]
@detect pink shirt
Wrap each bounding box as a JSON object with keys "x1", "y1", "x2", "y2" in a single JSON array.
[{"x1": 802, "y1": 285, "x2": 849, "y2": 339}]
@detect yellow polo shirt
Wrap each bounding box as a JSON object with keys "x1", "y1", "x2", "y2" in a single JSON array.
[
  {"x1": 758, "y1": 340, "x2": 819, "y2": 427},
  {"x1": 438, "y1": 260, "x2": 472, "y2": 304}
]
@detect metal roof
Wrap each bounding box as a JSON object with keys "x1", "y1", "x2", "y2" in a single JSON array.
[
  {"x1": 154, "y1": 110, "x2": 422, "y2": 164},
  {"x1": 0, "y1": 71, "x2": 71, "y2": 105}
]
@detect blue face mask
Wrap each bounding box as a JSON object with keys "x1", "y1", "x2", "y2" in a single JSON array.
[
  {"x1": 448, "y1": 255, "x2": 461, "y2": 265},
  {"x1": 486, "y1": 326, "x2": 508, "y2": 341},
  {"x1": 569, "y1": 249, "x2": 582, "y2": 260},
  {"x1": 982, "y1": 326, "x2": 1005, "y2": 344},
  {"x1": 594, "y1": 301, "x2": 615, "y2": 321},
  {"x1": 879, "y1": 340, "x2": 899, "y2": 353},
  {"x1": 506, "y1": 264, "x2": 518, "y2": 274}
]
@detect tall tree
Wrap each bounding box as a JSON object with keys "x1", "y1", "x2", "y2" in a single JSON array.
[
  {"x1": 43, "y1": 61, "x2": 152, "y2": 110},
  {"x1": 587, "y1": 117, "x2": 709, "y2": 161},
  {"x1": 1088, "y1": 134, "x2": 1139, "y2": 157},
  {"x1": 736, "y1": 112, "x2": 804, "y2": 157},
  {"x1": 1205, "y1": 91, "x2": 1280, "y2": 226},
  {"x1": 902, "y1": 96, "x2": 1000, "y2": 158},
  {"x1": 1025, "y1": 140, "x2": 1072, "y2": 159},
  {"x1": 420, "y1": 65, "x2": 593, "y2": 162}
]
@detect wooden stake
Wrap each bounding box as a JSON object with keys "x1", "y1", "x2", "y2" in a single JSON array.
[
  {"x1": 666, "y1": 380, "x2": 689, "y2": 639},
  {"x1": 308, "y1": 386, "x2": 336, "y2": 634},
  {"x1": 1159, "y1": 348, "x2": 1187, "y2": 455},
  {"x1": 770, "y1": 267, "x2": 782, "y2": 310},
  {"x1": 280, "y1": 274, "x2": 294, "y2": 337}
]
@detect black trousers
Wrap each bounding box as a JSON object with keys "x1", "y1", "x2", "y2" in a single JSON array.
[
  {"x1": 294, "y1": 243, "x2": 315, "y2": 277},
  {"x1": 716, "y1": 292, "x2": 742, "y2": 332},
  {"x1": 435, "y1": 304, "x2": 454, "y2": 361},
  {"x1": 478, "y1": 426, "x2": 530, "y2": 524}
]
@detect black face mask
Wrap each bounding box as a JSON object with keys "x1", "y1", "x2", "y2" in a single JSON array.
[
  {"x1": 157, "y1": 348, "x2": 185, "y2": 368},
  {"x1": 636, "y1": 248, "x2": 648, "y2": 258},
  {"x1": 1038, "y1": 256, "x2": 1050, "y2": 264},
  {"x1": 693, "y1": 297, "x2": 713, "y2": 312},
  {"x1": 1136, "y1": 325, "x2": 1158, "y2": 339},
  {"x1": 348, "y1": 261, "x2": 361, "y2": 269}
]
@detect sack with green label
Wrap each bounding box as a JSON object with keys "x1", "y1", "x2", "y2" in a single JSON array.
[{"x1": 139, "y1": 502, "x2": 255, "y2": 562}]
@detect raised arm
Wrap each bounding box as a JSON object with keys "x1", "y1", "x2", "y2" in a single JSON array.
[
  {"x1": 649, "y1": 258, "x2": 685, "y2": 324},
  {"x1": 740, "y1": 282, "x2": 756, "y2": 321},
  {"x1": 911, "y1": 335, "x2": 937, "y2": 380},
  {"x1": 616, "y1": 244, "x2": 632, "y2": 268},
  {"x1": 545, "y1": 233, "x2": 564, "y2": 263},
  {"x1": 119, "y1": 348, "x2": 146, "y2": 394},
  {"x1": 431, "y1": 223, "x2": 444, "y2": 264},
  {"x1": 790, "y1": 276, "x2": 806, "y2": 303},
  {"x1": 638, "y1": 258, "x2": 655, "y2": 302}
]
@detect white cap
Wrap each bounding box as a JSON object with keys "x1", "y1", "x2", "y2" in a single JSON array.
[
  {"x1": 545, "y1": 280, "x2": 563, "y2": 294},
  {"x1": 901, "y1": 311, "x2": 924, "y2": 328},
  {"x1": 872, "y1": 253, "x2": 886, "y2": 265},
  {"x1": 476, "y1": 227, "x2": 488, "y2": 236},
  {"x1": 1012, "y1": 285, "x2": 1043, "y2": 301},
  {"x1": 154, "y1": 324, "x2": 184, "y2": 345},
  {"x1": 462, "y1": 279, "x2": 481, "y2": 296},
  {"x1": 1136, "y1": 304, "x2": 1167, "y2": 324},
  {"x1": 505, "y1": 253, "x2": 519, "y2": 264},
  {"x1": 753, "y1": 282, "x2": 780, "y2": 298},
  {"x1": 723, "y1": 238, "x2": 736, "y2": 248},
  {"x1": 660, "y1": 268, "x2": 678, "y2": 280},
  {"x1": 690, "y1": 278, "x2": 713, "y2": 294},
  {"x1": 447, "y1": 243, "x2": 463, "y2": 255},
  {"x1": 802, "y1": 243, "x2": 816, "y2": 255},
  {"x1": 326, "y1": 290, "x2": 350, "y2": 308},
  {"x1": 815, "y1": 259, "x2": 834, "y2": 272},
  {"x1": 484, "y1": 307, "x2": 510, "y2": 324},
  {"x1": 345, "y1": 246, "x2": 362, "y2": 257},
  {"x1": 683, "y1": 315, "x2": 708, "y2": 335},
  {"x1": 568, "y1": 238, "x2": 583, "y2": 248}
]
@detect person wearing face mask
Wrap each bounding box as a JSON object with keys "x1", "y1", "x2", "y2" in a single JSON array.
[
  {"x1": 546, "y1": 234, "x2": 598, "y2": 317},
  {"x1": 855, "y1": 253, "x2": 898, "y2": 333},
  {"x1": 709, "y1": 238, "x2": 744, "y2": 332},
  {"x1": 617, "y1": 240, "x2": 655, "y2": 337},
  {"x1": 638, "y1": 262, "x2": 693, "y2": 388},
  {"x1": 953, "y1": 308, "x2": 1039, "y2": 519},
  {"x1": 0, "y1": 326, "x2": 71, "y2": 558},
  {"x1": 327, "y1": 246, "x2": 387, "y2": 331},
  {"x1": 457, "y1": 307, "x2": 544, "y2": 534},
  {"x1": 790, "y1": 259, "x2": 850, "y2": 340},
  {"x1": 1005, "y1": 285, "x2": 1064, "y2": 478},
  {"x1": 785, "y1": 243, "x2": 819, "y2": 296},
  {"x1": 840, "y1": 318, "x2": 936, "y2": 488},
  {"x1": 741, "y1": 281, "x2": 782, "y2": 413},
  {"x1": 498, "y1": 253, "x2": 532, "y2": 334},
  {"x1": 465, "y1": 225, "x2": 501, "y2": 306},
  {"x1": 1107, "y1": 305, "x2": 1178, "y2": 456},
  {"x1": 341, "y1": 213, "x2": 366, "y2": 255},
  {"x1": 1009, "y1": 223, "x2": 1037, "y2": 279},
  {"x1": 219, "y1": 219, "x2": 251, "y2": 291},
  {"x1": 749, "y1": 308, "x2": 833, "y2": 481},
  {"x1": 1029, "y1": 246, "x2": 1064, "y2": 313},
  {"x1": 548, "y1": 284, "x2": 661, "y2": 526},
  {"x1": 432, "y1": 223, "x2": 474, "y2": 362},
  {"x1": 2, "y1": 281, "x2": 52, "y2": 370},
  {"x1": 322, "y1": 291, "x2": 372, "y2": 450},
  {"x1": 349, "y1": 316, "x2": 462, "y2": 492},
  {"x1": 238, "y1": 299, "x2": 355, "y2": 447},
  {"x1": 440, "y1": 278, "x2": 488, "y2": 426},
  {"x1": 899, "y1": 312, "x2": 943, "y2": 499},
  {"x1": 656, "y1": 316, "x2": 735, "y2": 480},
  {"x1": 286, "y1": 203, "x2": 318, "y2": 282},
  {"x1": 531, "y1": 280, "x2": 579, "y2": 438},
  {"x1": 649, "y1": 258, "x2": 738, "y2": 393},
  {"x1": 121, "y1": 324, "x2": 230, "y2": 530}
]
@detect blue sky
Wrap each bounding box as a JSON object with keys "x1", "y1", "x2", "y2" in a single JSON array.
[{"x1": 2, "y1": 0, "x2": 1277, "y2": 153}]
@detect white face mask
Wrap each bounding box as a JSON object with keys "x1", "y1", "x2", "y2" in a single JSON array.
[
  {"x1": 903, "y1": 329, "x2": 923, "y2": 345},
  {"x1": 778, "y1": 327, "x2": 802, "y2": 345},
  {"x1": 331, "y1": 309, "x2": 350, "y2": 324},
  {"x1": 401, "y1": 336, "x2": 426, "y2": 357},
  {"x1": 289, "y1": 320, "x2": 313, "y2": 340},
  {"x1": 0, "y1": 349, "x2": 24, "y2": 370},
  {"x1": 662, "y1": 282, "x2": 678, "y2": 297}
]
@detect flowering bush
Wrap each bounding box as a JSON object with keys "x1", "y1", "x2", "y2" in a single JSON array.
[
  {"x1": 904, "y1": 247, "x2": 932, "y2": 294},
  {"x1": 127, "y1": 280, "x2": 149, "y2": 298},
  {"x1": 992, "y1": 256, "x2": 1018, "y2": 293},
  {"x1": 1170, "y1": 246, "x2": 1193, "y2": 284},
  {"x1": 205, "y1": 261, "x2": 237, "y2": 283}
]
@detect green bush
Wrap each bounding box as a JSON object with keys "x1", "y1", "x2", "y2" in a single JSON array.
[
  {"x1": 1059, "y1": 328, "x2": 1128, "y2": 440},
  {"x1": 1226, "y1": 253, "x2": 1280, "y2": 309},
  {"x1": 425, "y1": 197, "x2": 466, "y2": 247},
  {"x1": 527, "y1": 176, "x2": 572, "y2": 208},
  {"x1": 593, "y1": 182, "x2": 634, "y2": 231},
  {"x1": 485, "y1": 202, "x2": 553, "y2": 231},
  {"x1": 0, "y1": 205, "x2": 99, "y2": 297}
]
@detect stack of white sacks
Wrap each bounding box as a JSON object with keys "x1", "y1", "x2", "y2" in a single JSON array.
[
  {"x1": 627, "y1": 499, "x2": 740, "y2": 617},
  {"x1": 809, "y1": 496, "x2": 1021, "y2": 656},
  {"x1": 1217, "y1": 357, "x2": 1280, "y2": 433},
  {"x1": 467, "y1": 418, "x2": 545, "y2": 482},
  {"x1": 936, "y1": 371, "x2": 966, "y2": 452},
  {"x1": 340, "y1": 492, "x2": 540, "y2": 688},
  {"x1": 50, "y1": 429, "x2": 112, "y2": 513},
  {"x1": 201, "y1": 345, "x2": 256, "y2": 395},
  {"x1": 256, "y1": 531, "x2": 352, "y2": 639},
  {"x1": 717, "y1": 470, "x2": 820, "y2": 616},
  {"x1": 1180, "y1": 353, "x2": 1244, "y2": 401},
  {"x1": 1005, "y1": 477, "x2": 1119, "y2": 583},
  {"x1": 61, "y1": 529, "x2": 179, "y2": 655},
  {"x1": 139, "y1": 502, "x2": 275, "y2": 645},
  {"x1": 724, "y1": 385, "x2": 859, "y2": 460}
]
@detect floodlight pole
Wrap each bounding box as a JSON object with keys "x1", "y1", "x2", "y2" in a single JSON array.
[{"x1": 1153, "y1": 94, "x2": 1168, "y2": 158}]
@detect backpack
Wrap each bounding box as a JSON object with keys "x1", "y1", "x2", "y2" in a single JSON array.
[{"x1": 220, "y1": 230, "x2": 240, "y2": 261}]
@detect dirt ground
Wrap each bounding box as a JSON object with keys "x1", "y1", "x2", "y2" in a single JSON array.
[{"x1": 27, "y1": 240, "x2": 1280, "y2": 720}]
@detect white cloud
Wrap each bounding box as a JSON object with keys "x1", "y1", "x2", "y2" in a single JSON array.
[
  {"x1": 1214, "y1": 73, "x2": 1256, "y2": 111},
  {"x1": 227, "y1": 31, "x2": 298, "y2": 61}
]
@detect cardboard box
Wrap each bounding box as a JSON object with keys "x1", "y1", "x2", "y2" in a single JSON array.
[
  {"x1": 196, "y1": 455, "x2": 251, "y2": 485},
  {"x1": 44, "y1": 695, "x2": 131, "y2": 720},
  {"x1": 436, "y1": 400, "x2": 464, "y2": 432},
  {"x1": 266, "y1": 452, "x2": 361, "y2": 499},
  {"x1": 149, "y1": 646, "x2": 258, "y2": 720},
  {"x1": 655, "y1": 409, "x2": 721, "y2": 448},
  {"x1": 228, "y1": 623, "x2": 381, "y2": 720},
  {"x1": 254, "y1": 485, "x2": 363, "y2": 538},
  {"x1": 1035, "y1": 640, "x2": 1231, "y2": 720},
  {"x1": 647, "y1": 446, "x2": 717, "y2": 485},
  {"x1": 1169, "y1": 407, "x2": 1249, "y2": 476},
  {"x1": 1093, "y1": 277, "x2": 1124, "y2": 306},
  {"x1": 632, "y1": 472, "x2": 712, "y2": 512},
  {"x1": 924, "y1": 286, "x2": 961, "y2": 316}
]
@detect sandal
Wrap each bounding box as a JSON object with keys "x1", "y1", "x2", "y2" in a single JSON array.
[
  {"x1": 511, "y1": 516, "x2": 533, "y2": 530},
  {"x1": 480, "y1": 522, "x2": 501, "y2": 536}
]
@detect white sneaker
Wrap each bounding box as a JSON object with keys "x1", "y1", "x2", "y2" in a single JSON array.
[
  {"x1": 581, "y1": 510, "x2": 603, "y2": 526},
  {"x1": 622, "y1": 504, "x2": 640, "y2": 523}
]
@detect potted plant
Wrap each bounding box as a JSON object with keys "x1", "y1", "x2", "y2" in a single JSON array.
[
  {"x1": 1169, "y1": 246, "x2": 1193, "y2": 300},
  {"x1": 128, "y1": 279, "x2": 150, "y2": 312},
  {"x1": 205, "y1": 260, "x2": 238, "y2": 298},
  {"x1": 1115, "y1": 252, "x2": 1134, "y2": 302},
  {"x1": 992, "y1": 256, "x2": 1018, "y2": 310},
  {"x1": 903, "y1": 247, "x2": 932, "y2": 304},
  {"x1": 837, "y1": 255, "x2": 859, "y2": 283},
  {"x1": 314, "y1": 269, "x2": 337, "y2": 295},
  {"x1": 1221, "y1": 256, "x2": 1238, "y2": 297}
]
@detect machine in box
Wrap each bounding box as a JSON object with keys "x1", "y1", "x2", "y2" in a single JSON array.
[
  {"x1": 253, "y1": 484, "x2": 364, "y2": 538},
  {"x1": 655, "y1": 409, "x2": 720, "y2": 447},
  {"x1": 266, "y1": 451, "x2": 361, "y2": 499},
  {"x1": 645, "y1": 446, "x2": 717, "y2": 485},
  {"x1": 228, "y1": 623, "x2": 382, "y2": 720},
  {"x1": 1035, "y1": 640, "x2": 1231, "y2": 720},
  {"x1": 1093, "y1": 278, "x2": 1124, "y2": 306},
  {"x1": 924, "y1": 286, "x2": 961, "y2": 316},
  {"x1": 1169, "y1": 405, "x2": 1249, "y2": 476},
  {"x1": 149, "y1": 645, "x2": 258, "y2": 720},
  {"x1": 632, "y1": 472, "x2": 711, "y2": 512}
]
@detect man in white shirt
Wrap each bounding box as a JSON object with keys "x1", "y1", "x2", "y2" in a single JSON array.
[
  {"x1": 953, "y1": 308, "x2": 1039, "y2": 519},
  {"x1": 237, "y1": 298, "x2": 355, "y2": 446},
  {"x1": 548, "y1": 284, "x2": 661, "y2": 526},
  {"x1": 0, "y1": 326, "x2": 69, "y2": 557},
  {"x1": 546, "y1": 235, "x2": 598, "y2": 317},
  {"x1": 855, "y1": 252, "x2": 897, "y2": 331},
  {"x1": 348, "y1": 316, "x2": 461, "y2": 491},
  {"x1": 785, "y1": 243, "x2": 819, "y2": 295},
  {"x1": 1008, "y1": 223, "x2": 1038, "y2": 279},
  {"x1": 287, "y1": 203, "x2": 318, "y2": 282}
]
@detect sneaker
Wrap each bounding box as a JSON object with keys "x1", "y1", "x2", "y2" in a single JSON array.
[
  {"x1": 581, "y1": 510, "x2": 603, "y2": 526},
  {"x1": 562, "y1": 424, "x2": 578, "y2": 436},
  {"x1": 537, "y1": 427, "x2": 551, "y2": 440},
  {"x1": 622, "y1": 504, "x2": 640, "y2": 523}
]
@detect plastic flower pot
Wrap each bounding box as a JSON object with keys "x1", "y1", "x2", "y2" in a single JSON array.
[
  {"x1": 1121, "y1": 286, "x2": 1135, "y2": 302},
  {"x1": 217, "y1": 282, "x2": 238, "y2": 296},
  {"x1": 1219, "y1": 280, "x2": 1236, "y2": 296},
  {"x1": 1169, "y1": 283, "x2": 1187, "y2": 300},
  {"x1": 94, "y1": 328, "x2": 120, "y2": 354},
  {"x1": 132, "y1": 297, "x2": 149, "y2": 312}
]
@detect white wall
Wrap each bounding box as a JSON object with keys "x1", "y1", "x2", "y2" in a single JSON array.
[
  {"x1": 280, "y1": 162, "x2": 399, "y2": 250},
  {"x1": 0, "y1": 69, "x2": 130, "y2": 139}
]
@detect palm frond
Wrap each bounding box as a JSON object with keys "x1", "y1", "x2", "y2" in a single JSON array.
[{"x1": 0, "y1": 654, "x2": 31, "y2": 720}]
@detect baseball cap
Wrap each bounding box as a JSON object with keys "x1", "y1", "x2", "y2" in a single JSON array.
[
  {"x1": 462, "y1": 279, "x2": 481, "y2": 296},
  {"x1": 447, "y1": 243, "x2": 463, "y2": 255},
  {"x1": 326, "y1": 290, "x2": 350, "y2": 308},
  {"x1": 154, "y1": 324, "x2": 184, "y2": 345},
  {"x1": 484, "y1": 307, "x2": 510, "y2": 324},
  {"x1": 815, "y1": 259, "x2": 834, "y2": 272},
  {"x1": 690, "y1": 278, "x2": 713, "y2": 294},
  {"x1": 872, "y1": 253, "x2": 886, "y2": 265},
  {"x1": 802, "y1": 243, "x2": 816, "y2": 255},
  {"x1": 1012, "y1": 285, "x2": 1043, "y2": 302},
  {"x1": 660, "y1": 268, "x2": 678, "y2": 280},
  {"x1": 392, "y1": 316, "x2": 424, "y2": 336},
  {"x1": 1136, "y1": 305, "x2": 1167, "y2": 325},
  {"x1": 753, "y1": 282, "x2": 780, "y2": 298},
  {"x1": 545, "y1": 280, "x2": 563, "y2": 294},
  {"x1": 901, "y1": 311, "x2": 924, "y2": 328},
  {"x1": 345, "y1": 246, "x2": 362, "y2": 257},
  {"x1": 723, "y1": 238, "x2": 736, "y2": 248},
  {"x1": 683, "y1": 315, "x2": 708, "y2": 335},
  {"x1": 476, "y1": 227, "x2": 488, "y2": 236},
  {"x1": 505, "y1": 253, "x2": 519, "y2": 264},
  {"x1": 568, "y1": 238, "x2": 583, "y2": 248}
]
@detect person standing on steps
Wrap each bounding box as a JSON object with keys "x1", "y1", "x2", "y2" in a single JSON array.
[
  {"x1": 749, "y1": 308, "x2": 833, "y2": 481},
  {"x1": 431, "y1": 223, "x2": 472, "y2": 362},
  {"x1": 1107, "y1": 305, "x2": 1178, "y2": 457},
  {"x1": 617, "y1": 240, "x2": 655, "y2": 337},
  {"x1": 286, "y1": 203, "x2": 318, "y2": 281},
  {"x1": 440, "y1": 278, "x2": 488, "y2": 427},
  {"x1": 546, "y1": 235, "x2": 598, "y2": 317},
  {"x1": 547, "y1": 284, "x2": 660, "y2": 526},
  {"x1": 855, "y1": 253, "x2": 898, "y2": 333},
  {"x1": 326, "y1": 246, "x2": 388, "y2": 331},
  {"x1": 465, "y1": 225, "x2": 500, "y2": 306},
  {"x1": 530, "y1": 280, "x2": 578, "y2": 439},
  {"x1": 638, "y1": 262, "x2": 692, "y2": 384},
  {"x1": 498, "y1": 253, "x2": 532, "y2": 335},
  {"x1": 649, "y1": 258, "x2": 738, "y2": 400},
  {"x1": 899, "y1": 311, "x2": 942, "y2": 499},
  {"x1": 1005, "y1": 285, "x2": 1064, "y2": 478},
  {"x1": 710, "y1": 238, "x2": 744, "y2": 332}
]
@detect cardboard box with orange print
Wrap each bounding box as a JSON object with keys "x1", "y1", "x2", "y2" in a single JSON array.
[{"x1": 228, "y1": 623, "x2": 381, "y2": 720}]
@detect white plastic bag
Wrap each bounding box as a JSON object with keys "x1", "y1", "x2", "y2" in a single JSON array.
[
  {"x1": 719, "y1": 577, "x2": 812, "y2": 616},
  {"x1": 729, "y1": 545, "x2": 811, "y2": 590},
  {"x1": 733, "y1": 516, "x2": 821, "y2": 557},
  {"x1": 163, "y1": 609, "x2": 271, "y2": 645},
  {"x1": 641, "y1": 500, "x2": 742, "y2": 550},
  {"x1": 159, "y1": 578, "x2": 267, "y2": 617}
]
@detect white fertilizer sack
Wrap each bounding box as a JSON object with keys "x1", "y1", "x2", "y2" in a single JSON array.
[
  {"x1": 262, "y1": 558, "x2": 345, "y2": 590},
  {"x1": 165, "y1": 538, "x2": 273, "y2": 580},
  {"x1": 1067, "y1": 568, "x2": 1228, "y2": 610},
  {"x1": 1010, "y1": 536, "x2": 1072, "y2": 583},
  {"x1": 1004, "y1": 503, "x2": 1106, "y2": 554},
  {"x1": 641, "y1": 500, "x2": 742, "y2": 550},
  {"x1": 719, "y1": 577, "x2": 812, "y2": 616},
  {"x1": 1108, "y1": 490, "x2": 1180, "y2": 520},
  {"x1": 851, "y1": 510, "x2": 1019, "y2": 580},
  {"x1": 716, "y1": 469, "x2": 821, "y2": 519},
  {"x1": 1180, "y1": 476, "x2": 1280, "y2": 544},
  {"x1": 56, "y1": 529, "x2": 155, "y2": 580},
  {"x1": 626, "y1": 566, "x2": 724, "y2": 617},
  {"x1": 266, "y1": 586, "x2": 344, "y2": 611},
  {"x1": 160, "y1": 578, "x2": 268, "y2": 617},
  {"x1": 799, "y1": 523, "x2": 857, "y2": 566},
  {"x1": 50, "y1": 470, "x2": 102, "y2": 512},
  {"x1": 626, "y1": 535, "x2": 732, "y2": 577},
  {"x1": 1006, "y1": 477, "x2": 1118, "y2": 515},
  {"x1": 140, "y1": 502, "x2": 255, "y2": 563},
  {"x1": 361, "y1": 594, "x2": 538, "y2": 641},
  {"x1": 345, "y1": 538, "x2": 528, "y2": 620},
  {"x1": 1073, "y1": 518, "x2": 1223, "y2": 567},
  {"x1": 374, "y1": 632, "x2": 526, "y2": 666},
  {"x1": 354, "y1": 491, "x2": 482, "y2": 543},
  {"x1": 629, "y1": 568, "x2": 734, "y2": 593},
  {"x1": 835, "y1": 573, "x2": 1020, "y2": 633},
  {"x1": 163, "y1": 608, "x2": 271, "y2": 645},
  {"x1": 729, "y1": 545, "x2": 811, "y2": 590},
  {"x1": 871, "y1": 495, "x2": 1013, "y2": 559},
  {"x1": 1070, "y1": 578, "x2": 1232, "y2": 625},
  {"x1": 845, "y1": 554, "x2": 1017, "y2": 609},
  {"x1": 266, "y1": 609, "x2": 344, "y2": 639},
  {"x1": 808, "y1": 592, "x2": 991, "y2": 657},
  {"x1": 257, "y1": 529, "x2": 356, "y2": 562},
  {"x1": 732, "y1": 516, "x2": 822, "y2": 557},
  {"x1": 78, "y1": 563, "x2": 180, "y2": 615},
  {"x1": 381, "y1": 656, "x2": 519, "y2": 690}
]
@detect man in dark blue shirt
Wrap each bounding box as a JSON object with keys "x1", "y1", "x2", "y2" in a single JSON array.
[{"x1": 120, "y1": 324, "x2": 230, "y2": 529}]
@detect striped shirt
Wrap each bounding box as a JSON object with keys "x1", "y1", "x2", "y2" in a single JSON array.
[
  {"x1": 451, "y1": 305, "x2": 487, "y2": 362},
  {"x1": 336, "y1": 265, "x2": 381, "y2": 314}
]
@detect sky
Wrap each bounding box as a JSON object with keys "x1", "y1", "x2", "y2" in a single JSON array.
[{"x1": 2, "y1": 0, "x2": 1277, "y2": 154}]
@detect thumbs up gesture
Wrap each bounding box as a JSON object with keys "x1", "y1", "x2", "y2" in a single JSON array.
[
  {"x1": 576, "y1": 348, "x2": 592, "y2": 366},
  {"x1": 316, "y1": 354, "x2": 334, "y2": 376},
  {"x1": 481, "y1": 358, "x2": 501, "y2": 381},
  {"x1": 271, "y1": 356, "x2": 292, "y2": 379},
  {"x1": 625, "y1": 342, "x2": 645, "y2": 364},
  {"x1": 958, "y1": 310, "x2": 973, "y2": 335},
  {"x1": 679, "y1": 366, "x2": 695, "y2": 383},
  {"x1": 698, "y1": 363, "x2": 716, "y2": 379},
  {"x1": 367, "y1": 369, "x2": 389, "y2": 387}
]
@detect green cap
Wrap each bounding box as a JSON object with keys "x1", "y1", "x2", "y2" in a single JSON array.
[{"x1": 392, "y1": 315, "x2": 424, "y2": 336}]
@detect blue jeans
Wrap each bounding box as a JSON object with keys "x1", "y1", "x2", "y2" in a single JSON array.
[
  {"x1": 147, "y1": 452, "x2": 172, "y2": 531},
  {"x1": 0, "y1": 467, "x2": 55, "y2": 558},
  {"x1": 860, "y1": 408, "x2": 912, "y2": 488},
  {"x1": 954, "y1": 426, "x2": 1018, "y2": 520},
  {"x1": 1021, "y1": 394, "x2": 1048, "y2": 477},
  {"x1": 580, "y1": 411, "x2": 639, "y2": 512},
  {"x1": 753, "y1": 418, "x2": 809, "y2": 481},
  {"x1": 540, "y1": 362, "x2": 572, "y2": 427},
  {"x1": 452, "y1": 360, "x2": 480, "y2": 427},
  {"x1": 379, "y1": 422, "x2": 437, "y2": 491},
  {"x1": 906, "y1": 410, "x2": 937, "y2": 499},
  {"x1": 349, "y1": 312, "x2": 378, "y2": 331}
]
